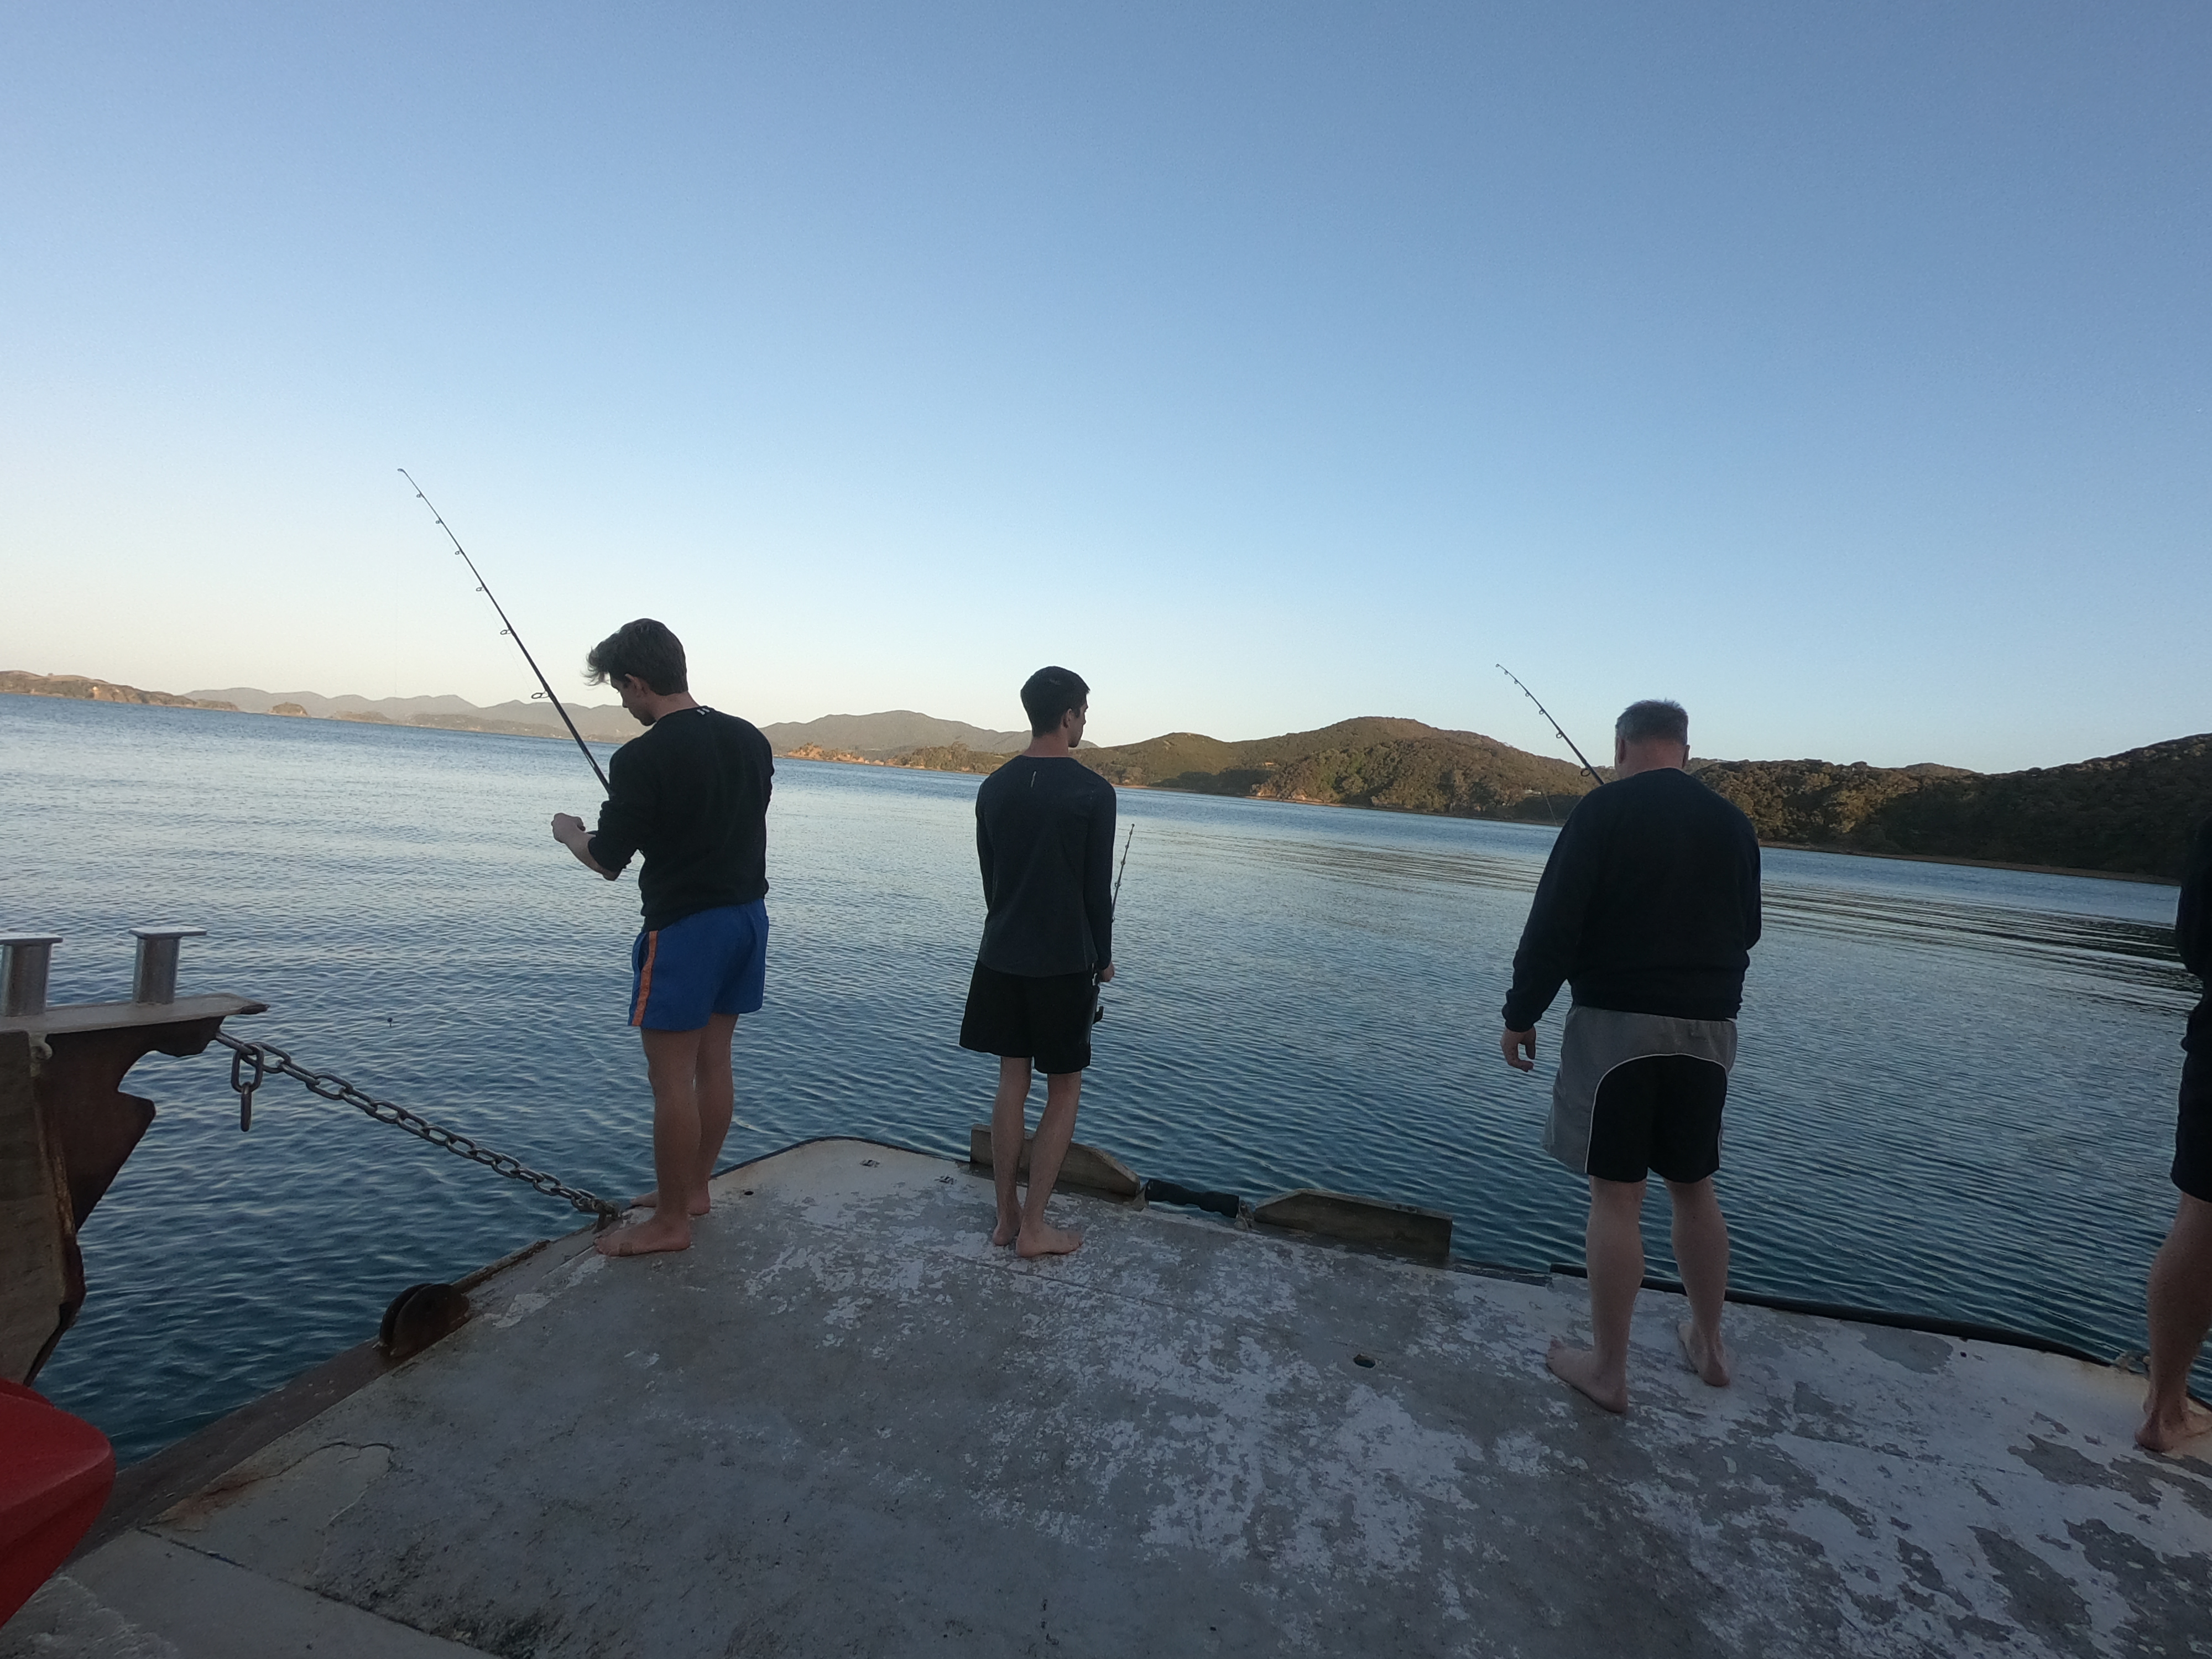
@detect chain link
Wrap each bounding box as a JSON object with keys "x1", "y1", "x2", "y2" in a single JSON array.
[{"x1": 212, "y1": 1031, "x2": 621, "y2": 1227}]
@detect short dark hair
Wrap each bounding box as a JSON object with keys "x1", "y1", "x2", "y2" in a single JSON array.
[
  {"x1": 1615, "y1": 698, "x2": 1688, "y2": 747},
  {"x1": 585, "y1": 619, "x2": 688, "y2": 695},
  {"x1": 1020, "y1": 666, "x2": 1089, "y2": 736}
]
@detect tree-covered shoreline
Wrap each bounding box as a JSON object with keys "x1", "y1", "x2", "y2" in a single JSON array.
[{"x1": 887, "y1": 720, "x2": 2210, "y2": 883}]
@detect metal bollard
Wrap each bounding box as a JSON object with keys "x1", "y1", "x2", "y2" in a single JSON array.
[
  {"x1": 131, "y1": 925, "x2": 207, "y2": 1005},
  {"x1": 1, "y1": 934, "x2": 62, "y2": 1018}
]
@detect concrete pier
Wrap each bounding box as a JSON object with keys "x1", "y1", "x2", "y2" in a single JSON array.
[{"x1": 7, "y1": 1137, "x2": 2208, "y2": 1656}]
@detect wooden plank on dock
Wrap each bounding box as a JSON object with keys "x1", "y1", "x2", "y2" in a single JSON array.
[
  {"x1": 1251, "y1": 1187, "x2": 1453, "y2": 1261},
  {"x1": 967, "y1": 1124, "x2": 1140, "y2": 1198}
]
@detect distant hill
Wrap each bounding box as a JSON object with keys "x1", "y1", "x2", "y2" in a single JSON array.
[
  {"x1": 1698, "y1": 736, "x2": 2212, "y2": 879},
  {"x1": 760, "y1": 710, "x2": 1030, "y2": 758},
  {"x1": 3, "y1": 670, "x2": 239, "y2": 711},
  {"x1": 893, "y1": 717, "x2": 1593, "y2": 822},
  {"x1": 891, "y1": 718, "x2": 2210, "y2": 879},
  {"x1": 193, "y1": 687, "x2": 479, "y2": 718},
  {"x1": 191, "y1": 686, "x2": 635, "y2": 742}
]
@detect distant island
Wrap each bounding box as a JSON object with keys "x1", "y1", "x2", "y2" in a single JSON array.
[
  {"x1": 185, "y1": 681, "x2": 640, "y2": 742},
  {"x1": 758, "y1": 710, "x2": 1030, "y2": 757},
  {"x1": 6, "y1": 669, "x2": 2205, "y2": 880}
]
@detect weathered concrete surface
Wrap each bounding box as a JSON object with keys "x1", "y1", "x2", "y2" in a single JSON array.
[
  {"x1": 9, "y1": 1138, "x2": 2208, "y2": 1657},
  {"x1": 6, "y1": 1530, "x2": 480, "y2": 1657}
]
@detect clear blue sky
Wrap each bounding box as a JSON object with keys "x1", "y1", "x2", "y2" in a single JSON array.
[{"x1": 4, "y1": 3, "x2": 2205, "y2": 770}]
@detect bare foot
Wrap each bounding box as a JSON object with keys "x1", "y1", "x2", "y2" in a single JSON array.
[
  {"x1": 632, "y1": 1188, "x2": 711, "y2": 1218},
  {"x1": 990, "y1": 1215, "x2": 1019, "y2": 1248},
  {"x1": 1015, "y1": 1222, "x2": 1083, "y2": 1259},
  {"x1": 1546, "y1": 1338, "x2": 1627, "y2": 1413},
  {"x1": 2136, "y1": 1395, "x2": 2212, "y2": 1456},
  {"x1": 596, "y1": 1212, "x2": 692, "y2": 1258},
  {"x1": 1677, "y1": 1321, "x2": 1731, "y2": 1387}
]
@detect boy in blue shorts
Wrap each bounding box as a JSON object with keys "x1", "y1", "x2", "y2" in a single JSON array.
[{"x1": 551, "y1": 618, "x2": 774, "y2": 1258}]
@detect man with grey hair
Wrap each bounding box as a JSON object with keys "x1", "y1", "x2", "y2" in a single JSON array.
[{"x1": 1500, "y1": 698, "x2": 1762, "y2": 1412}]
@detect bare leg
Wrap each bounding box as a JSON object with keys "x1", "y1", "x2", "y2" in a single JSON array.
[
  {"x1": 1667, "y1": 1176, "x2": 1732, "y2": 1387},
  {"x1": 634, "y1": 1013, "x2": 739, "y2": 1217},
  {"x1": 601, "y1": 1024, "x2": 706, "y2": 1257},
  {"x1": 691, "y1": 1014, "x2": 738, "y2": 1202},
  {"x1": 2138, "y1": 1192, "x2": 2212, "y2": 1454},
  {"x1": 989, "y1": 1057, "x2": 1032, "y2": 1247},
  {"x1": 1548, "y1": 1176, "x2": 1644, "y2": 1412},
  {"x1": 1016, "y1": 1071, "x2": 1085, "y2": 1259}
]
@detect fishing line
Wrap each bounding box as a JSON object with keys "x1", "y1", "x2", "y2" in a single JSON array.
[
  {"x1": 1496, "y1": 663, "x2": 1606, "y2": 789},
  {"x1": 399, "y1": 469, "x2": 612, "y2": 796}
]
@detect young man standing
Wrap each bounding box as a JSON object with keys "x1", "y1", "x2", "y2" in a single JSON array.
[
  {"x1": 960, "y1": 665, "x2": 1117, "y2": 1259},
  {"x1": 2138, "y1": 811, "x2": 2212, "y2": 1454},
  {"x1": 1499, "y1": 699, "x2": 1761, "y2": 1413},
  {"x1": 551, "y1": 618, "x2": 773, "y2": 1259}
]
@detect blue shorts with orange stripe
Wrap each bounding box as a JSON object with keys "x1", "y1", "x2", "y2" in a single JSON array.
[{"x1": 629, "y1": 901, "x2": 769, "y2": 1031}]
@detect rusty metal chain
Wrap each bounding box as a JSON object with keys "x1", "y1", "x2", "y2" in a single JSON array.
[{"x1": 212, "y1": 1031, "x2": 620, "y2": 1227}]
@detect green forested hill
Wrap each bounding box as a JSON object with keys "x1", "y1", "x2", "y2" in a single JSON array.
[
  {"x1": 895, "y1": 718, "x2": 1593, "y2": 821},
  {"x1": 1088, "y1": 718, "x2": 1594, "y2": 818},
  {"x1": 889, "y1": 719, "x2": 2211, "y2": 880},
  {"x1": 1697, "y1": 734, "x2": 2212, "y2": 879}
]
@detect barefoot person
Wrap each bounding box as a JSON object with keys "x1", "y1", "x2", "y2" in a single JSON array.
[
  {"x1": 960, "y1": 666, "x2": 1117, "y2": 1259},
  {"x1": 1499, "y1": 699, "x2": 1761, "y2": 1413},
  {"x1": 2139, "y1": 811, "x2": 2212, "y2": 1455},
  {"x1": 550, "y1": 618, "x2": 774, "y2": 1259}
]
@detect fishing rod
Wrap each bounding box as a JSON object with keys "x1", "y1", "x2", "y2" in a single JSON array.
[
  {"x1": 1093, "y1": 824, "x2": 1136, "y2": 1025},
  {"x1": 399, "y1": 469, "x2": 612, "y2": 797},
  {"x1": 1496, "y1": 664, "x2": 1605, "y2": 789}
]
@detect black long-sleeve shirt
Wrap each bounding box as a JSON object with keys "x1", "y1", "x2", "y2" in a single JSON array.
[
  {"x1": 2179, "y1": 814, "x2": 2211, "y2": 1053},
  {"x1": 588, "y1": 707, "x2": 773, "y2": 931},
  {"x1": 1503, "y1": 766, "x2": 1761, "y2": 1030},
  {"x1": 975, "y1": 756, "x2": 1116, "y2": 977}
]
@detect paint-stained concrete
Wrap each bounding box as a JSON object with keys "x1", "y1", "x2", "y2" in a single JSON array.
[{"x1": 8, "y1": 1138, "x2": 2206, "y2": 1656}]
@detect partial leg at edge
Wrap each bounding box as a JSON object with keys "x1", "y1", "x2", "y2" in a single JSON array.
[{"x1": 2139, "y1": 1191, "x2": 2212, "y2": 1455}]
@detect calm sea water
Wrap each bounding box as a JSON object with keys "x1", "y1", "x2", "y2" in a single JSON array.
[{"x1": 7, "y1": 692, "x2": 2203, "y2": 1463}]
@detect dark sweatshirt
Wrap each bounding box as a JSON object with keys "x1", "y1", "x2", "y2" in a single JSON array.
[
  {"x1": 587, "y1": 707, "x2": 773, "y2": 931},
  {"x1": 1503, "y1": 766, "x2": 1762, "y2": 1030},
  {"x1": 975, "y1": 756, "x2": 1117, "y2": 978},
  {"x1": 2179, "y1": 815, "x2": 2211, "y2": 1053}
]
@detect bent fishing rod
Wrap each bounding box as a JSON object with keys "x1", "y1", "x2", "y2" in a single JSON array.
[
  {"x1": 399, "y1": 469, "x2": 612, "y2": 797},
  {"x1": 1496, "y1": 664, "x2": 1606, "y2": 789}
]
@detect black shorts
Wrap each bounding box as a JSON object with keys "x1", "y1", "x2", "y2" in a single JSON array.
[
  {"x1": 1586, "y1": 1054, "x2": 1728, "y2": 1185},
  {"x1": 959, "y1": 963, "x2": 1095, "y2": 1076},
  {"x1": 2176, "y1": 1045, "x2": 2211, "y2": 1204}
]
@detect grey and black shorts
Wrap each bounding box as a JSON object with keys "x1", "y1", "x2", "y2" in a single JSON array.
[{"x1": 1545, "y1": 1005, "x2": 1739, "y2": 1185}]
